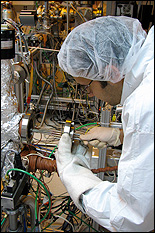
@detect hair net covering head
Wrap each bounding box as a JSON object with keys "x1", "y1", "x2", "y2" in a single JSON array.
[{"x1": 58, "y1": 16, "x2": 147, "y2": 83}]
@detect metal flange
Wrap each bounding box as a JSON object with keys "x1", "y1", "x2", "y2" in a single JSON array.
[{"x1": 20, "y1": 114, "x2": 34, "y2": 144}]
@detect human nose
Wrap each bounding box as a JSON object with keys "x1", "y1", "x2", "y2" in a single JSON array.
[{"x1": 87, "y1": 88, "x2": 94, "y2": 97}]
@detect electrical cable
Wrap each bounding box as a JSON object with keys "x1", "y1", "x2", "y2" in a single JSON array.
[
  {"x1": 70, "y1": 3, "x2": 86, "y2": 22},
  {"x1": 34, "y1": 62, "x2": 54, "y2": 129},
  {"x1": 85, "y1": 124, "x2": 100, "y2": 134},
  {"x1": 75, "y1": 122, "x2": 99, "y2": 131},
  {"x1": 6, "y1": 168, "x2": 51, "y2": 224},
  {"x1": 49, "y1": 146, "x2": 58, "y2": 158},
  {"x1": 67, "y1": 209, "x2": 99, "y2": 232},
  {"x1": 36, "y1": 82, "x2": 47, "y2": 108},
  {"x1": 51, "y1": 60, "x2": 63, "y2": 122},
  {"x1": 32, "y1": 144, "x2": 57, "y2": 152},
  {"x1": 1, "y1": 217, "x2": 7, "y2": 226},
  {"x1": 55, "y1": 214, "x2": 75, "y2": 232},
  {"x1": 27, "y1": 57, "x2": 34, "y2": 104},
  {"x1": 72, "y1": 82, "x2": 78, "y2": 122},
  {"x1": 35, "y1": 186, "x2": 39, "y2": 220}
]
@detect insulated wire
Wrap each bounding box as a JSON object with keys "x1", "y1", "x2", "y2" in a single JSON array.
[
  {"x1": 27, "y1": 57, "x2": 34, "y2": 104},
  {"x1": 36, "y1": 82, "x2": 47, "y2": 107},
  {"x1": 1, "y1": 217, "x2": 7, "y2": 226},
  {"x1": 85, "y1": 124, "x2": 100, "y2": 134},
  {"x1": 54, "y1": 198, "x2": 95, "y2": 232},
  {"x1": 41, "y1": 211, "x2": 64, "y2": 231},
  {"x1": 6, "y1": 168, "x2": 51, "y2": 224},
  {"x1": 51, "y1": 61, "x2": 63, "y2": 122},
  {"x1": 34, "y1": 62, "x2": 54, "y2": 129},
  {"x1": 70, "y1": 3, "x2": 86, "y2": 22},
  {"x1": 54, "y1": 214, "x2": 75, "y2": 232},
  {"x1": 68, "y1": 209, "x2": 99, "y2": 232},
  {"x1": 53, "y1": 69, "x2": 98, "y2": 124},
  {"x1": 72, "y1": 82, "x2": 78, "y2": 122},
  {"x1": 32, "y1": 145, "x2": 57, "y2": 153},
  {"x1": 75, "y1": 122, "x2": 99, "y2": 130},
  {"x1": 49, "y1": 146, "x2": 58, "y2": 157},
  {"x1": 42, "y1": 197, "x2": 72, "y2": 231},
  {"x1": 35, "y1": 186, "x2": 39, "y2": 220}
]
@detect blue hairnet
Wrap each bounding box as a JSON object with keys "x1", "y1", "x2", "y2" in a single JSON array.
[{"x1": 57, "y1": 16, "x2": 147, "y2": 83}]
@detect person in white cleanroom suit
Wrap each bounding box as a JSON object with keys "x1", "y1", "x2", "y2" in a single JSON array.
[{"x1": 55, "y1": 16, "x2": 154, "y2": 232}]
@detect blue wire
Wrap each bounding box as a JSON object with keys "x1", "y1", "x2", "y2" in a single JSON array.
[
  {"x1": 23, "y1": 214, "x2": 26, "y2": 232},
  {"x1": 32, "y1": 144, "x2": 56, "y2": 152}
]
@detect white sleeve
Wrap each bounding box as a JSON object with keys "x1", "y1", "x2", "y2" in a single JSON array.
[{"x1": 81, "y1": 182, "x2": 118, "y2": 232}]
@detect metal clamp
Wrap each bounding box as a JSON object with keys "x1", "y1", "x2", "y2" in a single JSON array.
[{"x1": 63, "y1": 120, "x2": 75, "y2": 140}]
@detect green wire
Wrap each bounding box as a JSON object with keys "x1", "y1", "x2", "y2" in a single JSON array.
[
  {"x1": 42, "y1": 197, "x2": 97, "y2": 232},
  {"x1": 30, "y1": 183, "x2": 48, "y2": 208},
  {"x1": 35, "y1": 1, "x2": 38, "y2": 8},
  {"x1": 65, "y1": 196, "x2": 96, "y2": 231},
  {"x1": 6, "y1": 168, "x2": 51, "y2": 224},
  {"x1": 41, "y1": 212, "x2": 64, "y2": 231},
  {"x1": 49, "y1": 145, "x2": 57, "y2": 158},
  {"x1": 32, "y1": 145, "x2": 58, "y2": 222},
  {"x1": 68, "y1": 209, "x2": 99, "y2": 232},
  {"x1": 35, "y1": 186, "x2": 39, "y2": 220},
  {"x1": 42, "y1": 196, "x2": 71, "y2": 231},
  {"x1": 75, "y1": 122, "x2": 99, "y2": 131},
  {"x1": 1, "y1": 217, "x2": 6, "y2": 226}
]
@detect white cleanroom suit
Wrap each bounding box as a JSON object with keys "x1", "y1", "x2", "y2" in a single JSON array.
[
  {"x1": 56, "y1": 16, "x2": 154, "y2": 232},
  {"x1": 81, "y1": 25, "x2": 154, "y2": 232}
]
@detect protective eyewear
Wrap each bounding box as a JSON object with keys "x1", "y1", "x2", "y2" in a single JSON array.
[{"x1": 81, "y1": 80, "x2": 93, "y2": 95}]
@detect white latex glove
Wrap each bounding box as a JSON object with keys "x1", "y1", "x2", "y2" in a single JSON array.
[
  {"x1": 55, "y1": 133, "x2": 102, "y2": 212},
  {"x1": 80, "y1": 127, "x2": 121, "y2": 149}
]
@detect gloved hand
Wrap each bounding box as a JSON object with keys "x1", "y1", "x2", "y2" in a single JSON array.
[
  {"x1": 80, "y1": 127, "x2": 121, "y2": 149},
  {"x1": 55, "y1": 133, "x2": 102, "y2": 212},
  {"x1": 55, "y1": 133, "x2": 91, "y2": 176}
]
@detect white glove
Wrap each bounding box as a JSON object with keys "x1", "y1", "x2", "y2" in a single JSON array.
[
  {"x1": 80, "y1": 127, "x2": 121, "y2": 149},
  {"x1": 55, "y1": 133, "x2": 102, "y2": 212}
]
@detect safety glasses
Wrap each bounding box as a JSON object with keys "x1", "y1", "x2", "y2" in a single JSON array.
[{"x1": 81, "y1": 80, "x2": 93, "y2": 95}]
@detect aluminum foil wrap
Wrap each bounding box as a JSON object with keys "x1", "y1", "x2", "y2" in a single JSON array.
[
  {"x1": 1, "y1": 59, "x2": 23, "y2": 179},
  {"x1": 1, "y1": 141, "x2": 19, "y2": 179}
]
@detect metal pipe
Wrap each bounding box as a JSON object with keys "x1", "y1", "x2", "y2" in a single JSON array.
[
  {"x1": 67, "y1": 1, "x2": 69, "y2": 35},
  {"x1": 98, "y1": 107, "x2": 111, "y2": 180},
  {"x1": 45, "y1": 1, "x2": 49, "y2": 14},
  {"x1": 27, "y1": 46, "x2": 59, "y2": 52},
  {"x1": 6, "y1": 209, "x2": 19, "y2": 231},
  {"x1": 31, "y1": 94, "x2": 94, "y2": 104},
  {"x1": 21, "y1": 196, "x2": 35, "y2": 231}
]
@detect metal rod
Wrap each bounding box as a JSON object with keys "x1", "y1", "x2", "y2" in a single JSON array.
[
  {"x1": 31, "y1": 94, "x2": 94, "y2": 105},
  {"x1": 67, "y1": 1, "x2": 69, "y2": 35},
  {"x1": 23, "y1": 46, "x2": 60, "y2": 52}
]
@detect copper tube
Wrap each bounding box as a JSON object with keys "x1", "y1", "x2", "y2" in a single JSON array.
[
  {"x1": 28, "y1": 155, "x2": 57, "y2": 173},
  {"x1": 20, "y1": 146, "x2": 57, "y2": 173},
  {"x1": 91, "y1": 166, "x2": 118, "y2": 173}
]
